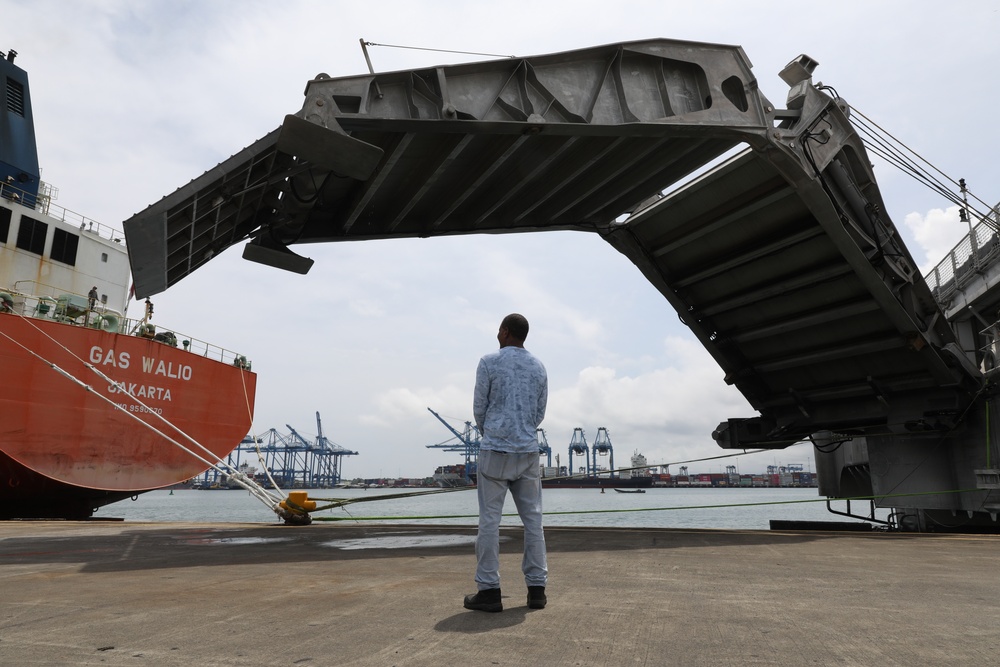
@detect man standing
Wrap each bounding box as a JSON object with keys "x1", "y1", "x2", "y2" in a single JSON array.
[{"x1": 465, "y1": 313, "x2": 548, "y2": 613}]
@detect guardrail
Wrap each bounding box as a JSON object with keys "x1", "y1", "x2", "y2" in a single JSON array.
[
  {"x1": 2, "y1": 290, "x2": 250, "y2": 369},
  {"x1": 924, "y1": 215, "x2": 1000, "y2": 304},
  {"x1": 1, "y1": 180, "x2": 126, "y2": 246}
]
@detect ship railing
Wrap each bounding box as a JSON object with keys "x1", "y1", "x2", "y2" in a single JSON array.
[
  {"x1": 924, "y1": 214, "x2": 1000, "y2": 305},
  {"x1": 121, "y1": 316, "x2": 252, "y2": 369},
  {"x1": 12, "y1": 279, "x2": 115, "y2": 305},
  {"x1": 4, "y1": 290, "x2": 251, "y2": 369},
  {"x1": 1, "y1": 180, "x2": 126, "y2": 246},
  {"x1": 0, "y1": 180, "x2": 40, "y2": 210}
]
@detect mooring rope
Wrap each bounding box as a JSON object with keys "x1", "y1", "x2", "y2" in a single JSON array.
[
  {"x1": 300, "y1": 448, "x2": 780, "y2": 513},
  {"x1": 312, "y1": 487, "x2": 986, "y2": 523}
]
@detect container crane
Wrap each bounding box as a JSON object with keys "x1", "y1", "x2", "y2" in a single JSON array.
[
  {"x1": 569, "y1": 427, "x2": 590, "y2": 477},
  {"x1": 312, "y1": 412, "x2": 359, "y2": 486},
  {"x1": 237, "y1": 413, "x2": 357, "y2": 488},
  {"x1": 537, "y1": 428, "x2": 552, "y2": 467},
  {"x1": 592, "y1": 427, "x2": 615, "y2": 478},
  {"x1": 426, "y1": 407, "x2": 480, "y2": 482}
]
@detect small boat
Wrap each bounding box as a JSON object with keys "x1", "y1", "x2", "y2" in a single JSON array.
[{"x1": 613, "y1": 488, "x2": 646, "y2": 494}]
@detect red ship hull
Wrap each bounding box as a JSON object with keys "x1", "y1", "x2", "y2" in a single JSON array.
[{"x1": 0, "y1": 314, "x2": 256, "y2": 518}]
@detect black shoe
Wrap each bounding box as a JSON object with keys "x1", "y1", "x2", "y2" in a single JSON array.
[
  {"x1": 464, "y1": 588, "x2": 503, "y2": 612},
  {"x1": 527, "y1": 586, "x2": 547, "y2": 609}
]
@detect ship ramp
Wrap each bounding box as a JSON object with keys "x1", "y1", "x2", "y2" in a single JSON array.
[{"x1": 124, "y1": 39, "x2": 981, "y2": 452}]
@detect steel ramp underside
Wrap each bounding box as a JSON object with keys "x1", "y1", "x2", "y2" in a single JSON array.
[
  {"x1": 123, "y1": 38, "x2": 977, "y2": 445},
  {"x1": 602, "y1": 150, "x2": 973, "y2": 444},
  {"x1": 124, "y1": 39, "x2": 767, "y2": 296}
]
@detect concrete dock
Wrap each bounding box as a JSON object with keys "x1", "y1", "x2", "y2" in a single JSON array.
[{"x1": 1, "y1": 521, "x2": 997, "y2": 666}]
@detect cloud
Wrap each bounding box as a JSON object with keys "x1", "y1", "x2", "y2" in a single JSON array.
[
  {"x1": 360, "y1": 384, "x2": 471, "y2": 428},
  {"x1": 902, "y1": 206, "x2": 965, "y2": 274},
  {"x1": 543, "y1": 337, "x2": 753, "y2": 462}
]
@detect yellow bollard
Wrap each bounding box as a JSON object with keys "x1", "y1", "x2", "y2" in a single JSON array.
[{"x1": 280, "y1": 491, "x2": 316, "y2": 512}]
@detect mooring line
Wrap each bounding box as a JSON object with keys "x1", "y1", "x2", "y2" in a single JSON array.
[{"x1": 312, "y1": 487, "x2": 985, "y2": 523}]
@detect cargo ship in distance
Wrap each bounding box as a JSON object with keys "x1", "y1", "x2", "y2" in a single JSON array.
[
  {"x1": 542, "y1": 476, "x2": 654, "y2": 489},
  {"x1": 0, "y1": 51, "x2": 257, "y2": 519},
  {"x1": 541, "y1": 449, "x2": 654, "y2": 488},
  {"x1": 431, "y1": 463, "x2": 654, "y2": 489},
  {"x1": 431, "y1": 452, "x2": 655, "y2": 489}
]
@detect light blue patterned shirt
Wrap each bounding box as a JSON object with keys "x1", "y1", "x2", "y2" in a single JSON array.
[{"x1": 474, "y1": 346, "x2": 548, "y2": 453}]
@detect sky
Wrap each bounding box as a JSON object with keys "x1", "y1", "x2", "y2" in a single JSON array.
[{"x1": 6, "y1": 0, "x2": 1000, "y2": 480}]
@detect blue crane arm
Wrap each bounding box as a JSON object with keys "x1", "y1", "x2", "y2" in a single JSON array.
[{"x1": 426, "y1": 407, "x2": 468, "y2": 442}]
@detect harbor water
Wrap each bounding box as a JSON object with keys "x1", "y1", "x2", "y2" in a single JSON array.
[{"x1": 94, "y1": 486, "x2": 889, "y2": 529}]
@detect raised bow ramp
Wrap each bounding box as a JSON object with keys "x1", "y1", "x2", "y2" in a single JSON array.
[
  {"x1": 125, "y1": 40, "x2": 992, "y2": 527},
  {"x1": 124, "y1": 39, "x2": 770, "y2": 293}
]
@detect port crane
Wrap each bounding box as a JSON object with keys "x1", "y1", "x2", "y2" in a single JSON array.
[
  {"x1": 592, "y1": 427, "x2": 615, "y2": 478},
  {"x1": 309, "y1": 412, "x2": 359, "y2": 486},
  {"x1": 425, "y1": 407, "x2": 480, "y2": 482},
  {"x1": 426, "y1": 410, "x2": 557, "y2": 477},
  {"x1": 537, "y1": 428, "x2": 552, "y2": 467},
  {"x1": 568, "y1": 427, "x2": 590, "y2": 477},
  {"x1": 237, "y1": 412, "x2": 358, "y2": 488}
]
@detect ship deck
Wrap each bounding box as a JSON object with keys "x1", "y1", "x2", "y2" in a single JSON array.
[{"x1": 1, "y1": 521, "x2": 996, "y2": 666}]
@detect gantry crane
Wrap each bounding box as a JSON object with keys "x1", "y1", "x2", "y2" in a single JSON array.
[
  {"x1": 537, "y1": 428, "x2": 552, "y2": 467},
  {"x1": 311, "y1": 412, "x2": 359, "y2": 486},
  {"x1": 426, "y1": 407, "x2": 480, "y2": 482},
  {"x1": 569, "y1": 427, "x2": 590, "y2": 477},
  {"x1": 239, "y1": 412, "x2": 357, "y2": 488},
  {"x1": 592, "y1": 427, "x2": 615, "y2": 478}
]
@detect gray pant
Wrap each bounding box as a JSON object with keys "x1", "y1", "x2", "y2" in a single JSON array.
[{"x1": 475, "y1": 449, "x2": 548, "y2": 590}]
